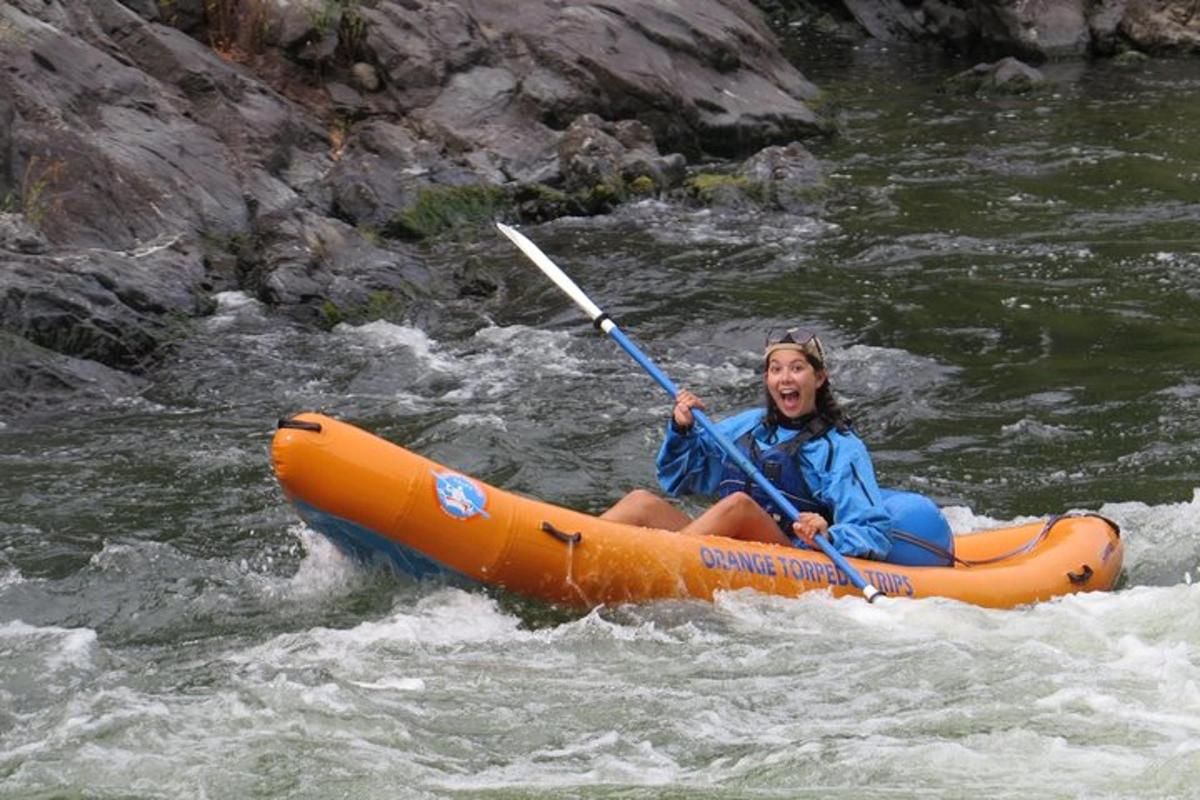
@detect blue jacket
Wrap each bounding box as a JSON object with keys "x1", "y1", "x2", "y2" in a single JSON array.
[{"x1": 656, "y1": 408, "x2": 893, "y2": 560}]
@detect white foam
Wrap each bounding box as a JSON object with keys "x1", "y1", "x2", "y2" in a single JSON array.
[
  {"x1": 233, "y1": 589, "x2": 526, "y2": 683},
  {"x1": 1000, "y1": 417, "x2": 1080, "y2": 440},
  {"x1": 441, "y1": 324, "x2": 584, "y2": 402},
  {"x1": 278, "y1": 524, "x2": 367, "y2": 599},
  {"x1": 348, "y1": 677, "x2": 426, "y2": 692},
  {"x1": 0, "y1": 620, "x2": 98, "y2": 671},
  {"x1": 942, "y1": 504, "x2": 1042, "y2": 533},
  {"x1": 1097, "y1": 490, "x2": 1200, "y2": 582},
  {"x1": 333, "y1": 320, "x2": 457, "y2": 371},
  {"x1": 449, "y1": 412, "x2": 507, "y2": 430}
]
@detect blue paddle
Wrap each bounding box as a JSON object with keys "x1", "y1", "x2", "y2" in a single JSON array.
[{"x1": 497, "y1": 222, "x2": 883, "y2": 602}]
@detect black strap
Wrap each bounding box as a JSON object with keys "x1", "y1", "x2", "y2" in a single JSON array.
[
  {"x1": 890, "y1": 528, "x2": 959, "y2": 564},
  {"x1": 729, "y1": 426, "x2": 830, "y2": 535},
  {"x1": 592, "y1": 312, "x2": 612, "y2": 331},
  {"x1": 771, "y1": 416, "x2": 832, "y2": 456},
  {"x1": 277, "y1": 417, "x2": 322, "y2": 432}
]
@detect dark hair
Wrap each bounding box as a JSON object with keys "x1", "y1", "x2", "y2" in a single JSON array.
[{"x1": 762, "y1": 353, "x2": 852, "y2": 432}]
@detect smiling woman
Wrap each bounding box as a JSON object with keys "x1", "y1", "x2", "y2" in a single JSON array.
[{"x1": 599, "y1": 327, "x2": 938, "y2": 563}]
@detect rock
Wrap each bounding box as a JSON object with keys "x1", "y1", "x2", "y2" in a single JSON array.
[
  {"x1": 1121, "y1": 0, "x2": 1200, "y2": 51},
  {"x1": 0, "y1": 331, "x2": 148, "y2": 416},
  {"x1": 327, "y1": 82, "x2": 368, "y2": 118},
  {"x1": 736, "y1": 141, "x2": 824, "y2": 213},
  {"x1": 558, "y1": 114, "x2": 687, "y2": 194},
  {"x1": 774, "y1": 0, "x2": 1200, "y2": 60},
  {"x1": 0, "y1": 0, "x2": 836, "y2": 408},
  {"x1": 1, "y1": 0, "x2": 330, "y2": 251},
  {"x1": 0, "y1": 240, "x2": 208, "y2": 372},
  {"x1": 558, "y1": 115, "x2": 627, "y2": 193},
  {"x1": 350, "y1": 62, "x2": 381, "y2": 92},
  {"x1": 949, "y1": 57, "x2": 1048, "y2": 94},
  {"x1": 682, "y1": 140, "x2": 824, "y2": 212},
  {"x1": 0, "y1": 213, "x2": 49, "y2": 254},
  {"x1": 273, "y1": 0, "x2": 332, "y2": 52},
  {"x1": 360, "y1": 0, "x2": 827, "y2": 171},
  {"x1": 246, "y1": 208, "x2": 430, "y2": 325},
  {"x1": 327, "y1": 121, "x2": 456, "y2": 228},
  {"x1": 0, "y1": 96, "x2": 15, "y2": 195}
]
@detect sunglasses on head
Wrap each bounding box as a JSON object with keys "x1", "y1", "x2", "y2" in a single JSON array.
[{"x1": 764, "y1": 327, "x2": 825, "y2": 362}]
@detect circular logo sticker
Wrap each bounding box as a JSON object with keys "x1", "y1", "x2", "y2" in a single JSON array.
[{"x1": 433, "y1": 471, "x2": 490, "y2": 521}]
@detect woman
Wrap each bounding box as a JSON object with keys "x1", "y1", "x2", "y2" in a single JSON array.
[{"x1": 600, "y1": 328, "x2": 893, "y2": 560}]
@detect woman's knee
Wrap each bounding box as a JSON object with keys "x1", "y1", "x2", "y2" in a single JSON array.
[
  {"x1": 713, "y1": 491, "x2": 759, "y2": 515},
  {"x1": 623, "y1": 488, "x2": 661, "y2": 505},
  {"x1": 601, "y1": 488, "x2": 684, "y2": 527}
]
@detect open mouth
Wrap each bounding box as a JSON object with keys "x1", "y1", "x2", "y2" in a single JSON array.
[{"x1": 777, "y1": 388, "x2": 802, "y2": 411}]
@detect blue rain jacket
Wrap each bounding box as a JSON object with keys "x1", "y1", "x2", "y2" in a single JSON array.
[{"x1": 656, "y1": 408, "x2": 893, "y2": 560}]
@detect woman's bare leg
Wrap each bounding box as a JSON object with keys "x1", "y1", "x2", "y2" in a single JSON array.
[
  {"x1": 600, "y1": 489, "x2": 692, "y2": 530},
  {"x1": 681, "y1": 492, "x2": 793, "y2": 546}
]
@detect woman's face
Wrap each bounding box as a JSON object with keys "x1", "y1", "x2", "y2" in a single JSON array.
[{"x1": 765, "y1": 349, "x2": 826, "y2": 419}]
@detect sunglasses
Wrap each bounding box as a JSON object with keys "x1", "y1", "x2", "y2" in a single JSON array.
[{"x1": 764, "y1": 327, "x2": 825, "y2": 363}]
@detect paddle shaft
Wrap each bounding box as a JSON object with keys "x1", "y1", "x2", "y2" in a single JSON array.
[{"x1": 497, "y1": 223, "x2": 882, "y2": 602}]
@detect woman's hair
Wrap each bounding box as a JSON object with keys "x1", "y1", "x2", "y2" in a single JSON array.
[{"x1": 762, "y1": 353, "x2": 852, "y2": 432}]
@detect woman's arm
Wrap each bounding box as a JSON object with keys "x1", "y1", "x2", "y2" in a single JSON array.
[
  {"x1": 808, "y1": 432, "x2": 894, "y2": 560},
  {"x1": 655, "y1": 408, "x2": 762, "y2": 497}
]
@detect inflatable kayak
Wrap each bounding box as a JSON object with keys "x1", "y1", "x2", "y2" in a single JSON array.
[{"x1": 271, "y1": 413, "x2": 1124, "y2": 608}]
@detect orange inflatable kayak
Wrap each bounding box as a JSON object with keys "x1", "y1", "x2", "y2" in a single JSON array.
[{"x1": 271, "y1": 413, "x2": 1124, "y2": 608}]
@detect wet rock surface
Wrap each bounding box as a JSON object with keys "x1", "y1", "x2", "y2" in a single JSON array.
[{"x1": 1, "y1": 0, "x2": 1196, "y2": 411}]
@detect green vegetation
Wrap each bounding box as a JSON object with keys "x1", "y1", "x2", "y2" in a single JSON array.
[
  {"x1": 310, "y1": 0, "x2": 369, "y2": 61},
  {"x1": 683, "y1": 172, "x2": 765, "y2": 204},
  {"x1": 1113, "y1": 48, "x2": 1150, "y2": 66},
  {"x1": 320, "y1": 290, "x2": 407, "y2": 329},
  {"x1": 355, "y1": 224, "x2": 382, "y2": 245},
  {"x1": 320, "y1": 299, "x2": 343, "y2": 327},
  {"x1": 629, "y1": 175, "x2": 656, "y2": 195},
  {"x1": 510, "y1": 183, "x2": 572, "y2": 222},
  {"x1": 1, "y1": 156, "x2": 65, "y2": 228},
  {"x1": 386, "y1": 185, "x2": 508, "y2": 241},
  {"x1": 581, "y1": 180, "x2": 626, "y2": 210},
  {"x1": 201, "y1": 0, "x2": 269, "y2": 53},
  {"x1": 156, "y1": 0, "x2": 178, "y2": 26},
  {"x1": 195, "y1": 0, "x2": 367, "y2": 59}
]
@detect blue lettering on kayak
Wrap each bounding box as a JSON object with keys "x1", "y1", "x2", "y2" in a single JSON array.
[
  {"x1": 698, "y1": 546, "x2": 777, "y2": 577},
  {"x1": 698, "y1": 549, "x2": 915, "y2": 596},
  {"x1": 863, "y1": 568, "x2": 915, "y2": 597}
]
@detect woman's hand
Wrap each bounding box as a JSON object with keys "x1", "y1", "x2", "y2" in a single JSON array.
[
  {"x1": 792, "y1": 513, "x2": 829, "y2": 548},
  {"x1": 672, "y1": 389, "x2": 706, "y2": 429}
]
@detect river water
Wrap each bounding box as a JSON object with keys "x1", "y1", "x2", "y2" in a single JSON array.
[{"x1": 3, "y1": 46, "x2": 1200, "y2": 798}]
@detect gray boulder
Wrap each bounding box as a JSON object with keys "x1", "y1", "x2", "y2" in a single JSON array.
[
  {"x1": 0, "y1": 0, "x2": 834, "y2": 411},
  {"x1": 949, "y1": 57, "x2": 1048, "y2": 94},
  {"x1": 771, "y1": 0, "x2": 1200, "y2": 60}
]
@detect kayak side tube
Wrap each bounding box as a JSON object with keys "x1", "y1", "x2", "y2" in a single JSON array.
[{"x1": 271, "y1": 413, "x2": 1124, "y2": 609}]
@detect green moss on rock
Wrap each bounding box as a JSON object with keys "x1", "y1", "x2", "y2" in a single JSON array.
[{"x1": 386, "y1": 184, "x2": 508, "y2": 241}]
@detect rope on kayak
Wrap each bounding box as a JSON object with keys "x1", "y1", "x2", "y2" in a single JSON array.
[
  {"x1": 952, "y1": 512, "x2": 1119, "y2": 568},
  {"x1": 541, "y1": 521, "x2": 582, "y2": 545}
]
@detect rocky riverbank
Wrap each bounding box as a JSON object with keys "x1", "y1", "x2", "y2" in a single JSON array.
[{"x1": 1, "y1": 0, "x2": 1196, "y2": 413}]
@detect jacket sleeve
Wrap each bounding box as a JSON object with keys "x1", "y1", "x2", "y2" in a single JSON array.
[
  {"x1": 655, "y1": 408, "x2": 762, "y2": 498},
  {"x1": 805, "y1": 432, "x2": 893, "y2": 560}
]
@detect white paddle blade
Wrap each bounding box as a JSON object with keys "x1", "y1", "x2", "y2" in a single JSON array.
[{"x1": 496, "y1": 223, "x2": 608, "y2": 324}]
